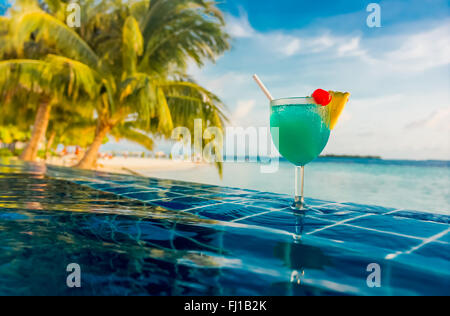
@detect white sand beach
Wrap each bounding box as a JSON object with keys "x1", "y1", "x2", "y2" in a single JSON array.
[
  {"x1": 98, "y1": 157, "x2": 205, "y2": 175},
  {"x1": 46, "y1": 156, "x2": 205, "y2": 176}
]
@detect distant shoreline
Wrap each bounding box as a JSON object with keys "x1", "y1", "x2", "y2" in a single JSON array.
[
  {"x1": 221, "y1": 156, "x2": 449, "y2": 166},
  {"x1": 319, "y1": 154, "x2": 382, "y2": 159}
]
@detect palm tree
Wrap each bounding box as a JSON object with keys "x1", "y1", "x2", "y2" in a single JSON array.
[
  {"x1": 73, "y1": 0, "x2": 230, "y2": 169},
  {"x1": 44, "y1": 101, "x2": 97, "y2": 157},
  {"x1": 1, "y1": 0, "x2": 230, "y2": 170},
  {"x1": 0, "y1": 1, "x2": 102, "y2": 161}
]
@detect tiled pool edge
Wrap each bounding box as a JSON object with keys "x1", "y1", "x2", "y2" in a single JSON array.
[
  {"x1": 1, "y1": 160, "x2": 449, "y2": 295},
  {"x1": 47, "y1": 166, "x2": 450, "y2": 228},
  {"x1": 14, "y1": 162, "x2": 450, "y2": 278},
  {"x1": 45, "y1": 164, "x2": 450, "y2": 222}
]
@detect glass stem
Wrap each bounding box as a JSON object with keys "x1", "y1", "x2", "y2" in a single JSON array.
[{"x1": 294, "y1": 166, "x2": 305, "y2": 210}]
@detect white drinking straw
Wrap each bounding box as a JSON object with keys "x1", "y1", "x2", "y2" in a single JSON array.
[{"x1": 253, "y1": 74, "x2": 274, "y2": 101}]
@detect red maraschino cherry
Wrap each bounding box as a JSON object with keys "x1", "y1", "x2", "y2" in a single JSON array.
[{"x1": 312, "y1": 89, "x2": 332, "y2": 106}]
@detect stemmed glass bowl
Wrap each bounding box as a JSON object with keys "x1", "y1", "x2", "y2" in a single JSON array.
[{"x1": 270, "y1": 97, "x2": 330, "y2": 210}]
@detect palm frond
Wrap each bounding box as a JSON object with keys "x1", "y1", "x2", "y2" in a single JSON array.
[
  {"x1": 140, "y1": 0, "x2": 230, "y2": 73},
  {"x1": 159, "y1": 80, "x2": 228, "y2": 127},
  {"x1": 13, "y1": 10, "x2": 101, "y2": 70},
  {"x1": 122, "y1": 16, "x2": 144, "y2": 75},
  {"x1": 0, "y1": 57, "x2": 102, "y2": 109},
  {"x1": 0, "y1": 59, "x2": 50, "y2": 96},
  {"x1": 44, "y1": 54, "x2": 101, "y2": 100},
  {"x1": 111, "y1": 123, "x2": 154, "y2": 150}
]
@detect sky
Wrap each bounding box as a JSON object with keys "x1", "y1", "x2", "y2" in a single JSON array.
[
  {"x1": 182, "y1": 0, "x2": 450, "y2": 160},
  {"x1": 0, "y1": 0, "x2": 9, "y2": 15},
  {"x1": 2, "y1": 0, "x2": 449, "y2": 160}
]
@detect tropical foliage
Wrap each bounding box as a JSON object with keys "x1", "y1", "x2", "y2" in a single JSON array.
[{"x1": 0, "y1": 0, "x2": 230, "y2": 172}]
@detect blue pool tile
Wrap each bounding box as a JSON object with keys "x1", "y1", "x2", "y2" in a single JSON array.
[
  {"x1": 235, "y1": 198, "x2": 289, "y2": 210},
  {"x1": 390, "y1": 210, "x2": 450, "y2": 225},
  {"x1": 347, "y1": 214, "x2": 449, "y2": 239},
  {"x1": 302, "y1": 197, "x2": 332, "y2": 206},
  {"x1": 311, "y1": 224, "x2": 420, "y2": 255},
  {"x1": 247, "y1": 192, "x2": 293, "y2": 203},
  {"x1": 388, "y1": 242, "x2": 450, "y2": 280},
  {"x1": 112, "y1": 181, "x2": 154, "y2": 189},
  {"x1": 0, "y1": 212, "x2": 29, "y2": 221},
  {"x1": 409, "y1": 242, "x2": 450, "y2": 265},
  {"x1": 74, "y1": 180, "x2": 99, "y2": 186},
  {"x1": 156, "y1": 185, "x2": 213, "y2": 195},
  {"x1": 191, "y1": 203, "x2": 266, "y2": 222},
  {"x1": 122, "y1": 190, "x2": 182, "y2": 201},
  {"x1": 309, "y1": 207, "x2": 365, "y2": 221},
  {"x1": 149, "y1": 196, "x2": 222, "y2": 211},
  {"x1": 88, "y1": 183, "x2": 123, "y2": 190},
  {"x1": 40, "y1": 161, "x2": 450, "y2": 296},
  {"x1": 193, "y1": 193, "x2": 247, "y2": 203},
  {"x1": 339, "y1": 202, "x2": 396, "y2": 214},
  {"x1": 213, "y1": 186, "x2": 259, "y2": 195},
  {"x1": 437, "y1": 231, "x2": 450, "y2": 244},
  {"x1": 238, "y1": 210, "x2": 333, "y2": 235},
  {"x1": 99, "y1": 186, "x2": 147, "y2": 195}
]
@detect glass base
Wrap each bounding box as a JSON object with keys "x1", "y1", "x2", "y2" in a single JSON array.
[
  {"x1": 291, "y1": 200, "x2": 305, "y2": 212},
  {"x1": 290, "y1": 201, "x2": 323, "y2": 215}
]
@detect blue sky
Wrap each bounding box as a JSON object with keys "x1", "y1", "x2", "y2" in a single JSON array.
[
  {"x1": 182, "y1": 0, "x2": 450, "y2": 160},
  {"x1": 2, "y1": 0, "x2": 449, "y2": 160},
  {"x1": 0, "y1": 0, "x2": 9, "y2": 15}
]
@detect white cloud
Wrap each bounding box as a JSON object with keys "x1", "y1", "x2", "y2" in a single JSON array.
[
  {"x1": 349, "y1": 94, "x2": 405, "y2": 108},
  {"x1": 192, "y1": 71, "x2": 252, "y2": 96},
  {"x1": 280, "y1": 38, "x2": 301, "y2": 56},
  {"x1": 225, "y1": 12, "x2": 365, "y2": 59},
  {"x1": 185, "y1": 11, "x2": 450, "y2": 160},
  {"x1": 337, "y1": 37, "x2": 365, "y2": 57},
  {"x1": 226, "y1": 12, "x2": 450, "y2": 72},
  {"x1": 405, "y1": 107, "x2": 450, "y2": 131},
  {"x1": 383, "y1": 24, "x2": 450, "y2": 72},
  {"x1": 226, "y1": 13, "x2": 255, "y2": 38},
  {"x1": 232, "y1": 100, "x2": 256, "y2": 124},
  {"x1": 308, "y1": 34, "x2": 335, "y2": 52}
]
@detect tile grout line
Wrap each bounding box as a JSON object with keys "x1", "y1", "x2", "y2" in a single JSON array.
[
  {"x1": 231, "y1": 208, "x2": 289, "y2": 223},
  {"x1": 343, "y1": 223, "x2": 426, "y2": 241},
  {"x1": 66, "y1": 173, "x2": 341, "y2": 212},
  {"x1": 60, "y1": 175, "x2": 449, "y2": 239},
  {"x1": 307, "y1": 214, "x2": 448, "y2": 244},
  {"x1": 63, "y1": 171, "x2": 303, "y2": 202},
  {"x1": 384, "y1": 209, "x2": 404, "y2": 215},
  {"x1": 307, "y1": 215, "x2": 341, "y2": 224},
  {"x1": 51, "y1": 171, "x2": 450, "y2": 236},
  {"x1": 179, "y1": 202, "x2": 226, "y2": 213},
  {"x1": 306, "y1": 214, "x2": 374, "y2": 235},
  {"x1": 385, "y1": 227, "x2": 450, "y2": 260}
]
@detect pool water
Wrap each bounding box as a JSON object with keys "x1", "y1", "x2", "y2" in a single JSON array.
[{"x1": 0, "y1": 159, "x2": 448, "y2": 295}]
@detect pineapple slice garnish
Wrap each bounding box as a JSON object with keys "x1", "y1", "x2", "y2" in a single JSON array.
[{"x1": 328, "y1": 91, "x2": 350, "y2": 130}]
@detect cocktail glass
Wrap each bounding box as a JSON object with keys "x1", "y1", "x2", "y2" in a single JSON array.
[{"x1": 270, "y1": 97, "x2": 330, "y2": 211}]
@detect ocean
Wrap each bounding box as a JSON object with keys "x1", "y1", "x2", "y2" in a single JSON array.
[{"x1": 137, "y1": 158, "x2": 450, "y2": 215}]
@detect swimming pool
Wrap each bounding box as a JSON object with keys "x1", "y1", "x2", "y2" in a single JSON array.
[{"x1": 0, "y1": 158, "x2": 448, "y2": 295}]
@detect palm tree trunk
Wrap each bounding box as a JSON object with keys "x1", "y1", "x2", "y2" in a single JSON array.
[
  {"x1": 45, "y1": 131, "x2": 56, "y2": 160},
  {"x1": 20, "y1": 99, "x2": 52, "y2": 161},
  {"x1": 75, "y1": 122, "x2": 110, "y2": 169}
]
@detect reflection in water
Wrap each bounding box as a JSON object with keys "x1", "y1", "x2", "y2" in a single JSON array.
[
  {"x1": 293, "y1": 210, "x2": 305, "y2": 241},
  {"x1": 292, "y1": 211, "x2": 305, "y2": 286},
  {"x1": 273, "y1": 211, "x2": 334, "y2": 293},
  {"x1": 0, "y1": 159, "x2": 447, "y2": 296}
]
